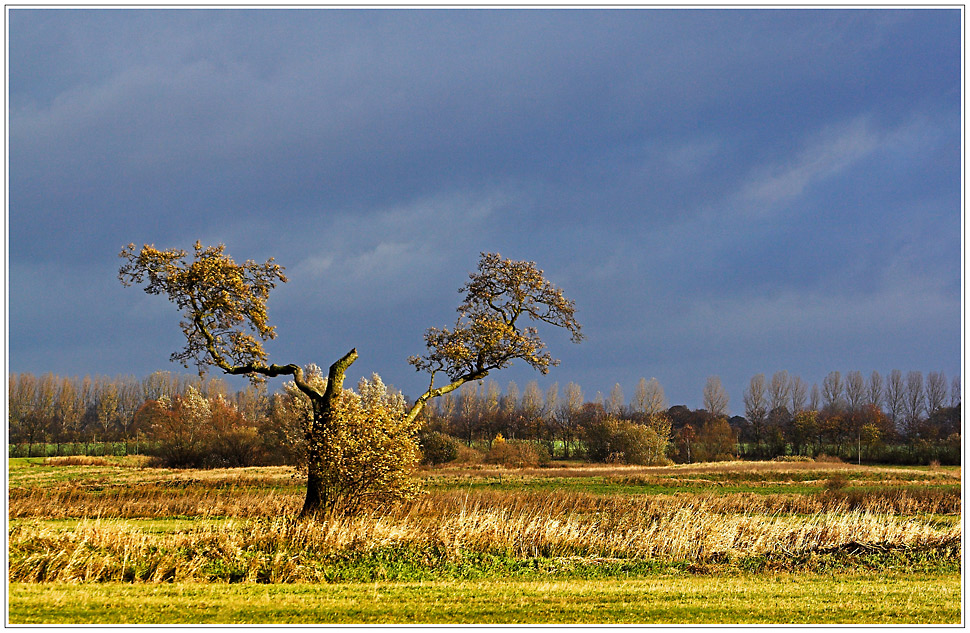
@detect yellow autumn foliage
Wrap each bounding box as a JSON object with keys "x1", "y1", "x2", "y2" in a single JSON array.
[{"x1": 280, "y1": 370, "x2": 422, "y2": 514}]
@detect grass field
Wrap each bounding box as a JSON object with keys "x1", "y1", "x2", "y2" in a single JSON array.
[
  {"x1": 7, "y1": 456, "x2": 962, "y2": 624},
  {"x1": 10, "y1": 573, "x2": 961, "y2": 624}
]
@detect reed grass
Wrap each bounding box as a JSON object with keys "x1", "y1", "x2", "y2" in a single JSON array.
[{"x1": 10, "y1": 492, "x2": 959, "y2": 584}]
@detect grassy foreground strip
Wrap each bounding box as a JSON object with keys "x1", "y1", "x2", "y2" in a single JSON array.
[{"x1": 9, "y1": 573, "x2": 960, "y2": 624}]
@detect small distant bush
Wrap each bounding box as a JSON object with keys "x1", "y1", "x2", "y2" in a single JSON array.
[
  {"x1": 824, "y1": 473, "x2": 849, "y2": 492},
  {"x1": 419, "y1": 431, "x2": 460, "y2": 466},
  {"x1": 772, "y1": 455, "x2": 814, "y2": 463},
  {"x1": 583, "y1": 416, "x2": 670, "y2": 465},
  {"x1": 484, "y1": 435, "x2": 550, "y2": 468},
  {"x1": 814, "y1": 454, "x2": 844, "y2": 464},
  {"x1": 136, "y1": 388, "x2": 264, "y2": 468},
  {"x1": 206, "y1": 397, "x2": 265, "y2": 468},
  {"x1": 136, "y1": 389, "x2": 212, "y2": 468},
  {"x1": 692, "y1": 418, "x2": 738, "y2": 463},
  {"x1": 454, "y1": 444, "x2": 484, "y2": 464},
  {"x1": 42, "y1": 456, "x2": 114, "y2": 467}
]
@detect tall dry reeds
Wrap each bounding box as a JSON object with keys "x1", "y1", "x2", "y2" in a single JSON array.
[{"x1": 10, "y1": 492, "x2": 960, "y2": 584}]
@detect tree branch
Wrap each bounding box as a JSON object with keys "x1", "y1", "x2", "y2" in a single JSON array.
[
  {"x1": 323, "y1": 348, "x2": 359, "y2": 406},
  {"x1": 404, "y1": 367, "x2": 489, "y2": 426}
]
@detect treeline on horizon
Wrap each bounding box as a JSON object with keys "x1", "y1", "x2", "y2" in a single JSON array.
[{"x1": 7, "y1": 368, "x2": 962, "y2": 466}]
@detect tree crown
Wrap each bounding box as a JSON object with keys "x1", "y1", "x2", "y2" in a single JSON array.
[
  {"x1": 120, "y1": 244, "x2": 581, "y2": 416},
  {"x1": 119, "y1": 242, "x2": 287, "y2": 382},
  {"x1": 409, "y1": 252, "x2": 583, "y2": 387}
]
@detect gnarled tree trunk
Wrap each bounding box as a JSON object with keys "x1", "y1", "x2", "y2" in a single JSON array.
[{"x1": 298, "y1": 348, "x2": 357, "y2": 517}]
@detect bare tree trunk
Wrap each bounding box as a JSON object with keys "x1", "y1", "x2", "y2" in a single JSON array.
[
  {"x1": 301, "y1": 402, "x2": 329, "y2": 517},
  {"x1": 302, "y1": 465, "x2": 326, "y2": 516},
  {"x1": 299, "y1": 350, "x2": 357, "y2": 518}
]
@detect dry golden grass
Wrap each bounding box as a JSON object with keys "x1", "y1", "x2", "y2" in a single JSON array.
[
  {"x1": 9, "y1": 484, "x2": 303, "y2": 519},
  {"x1": 400, "y1": 491, "x2": 959, "y2": 559},
  {"x1": 10, "y1": 491, "x2": 959, "y2": 583},
  {"x1": 42, "y1": 456, "x2": 117, "y2": 467},
  {"x1": 41, "y1": 455, "x2": 155, "y2": 468},
  {"x1": 9, "y1": 464, "x2": 303, "y2": 519},
  {"x1": 9, "y1": 480, "x2": 959, "y2": 520}
]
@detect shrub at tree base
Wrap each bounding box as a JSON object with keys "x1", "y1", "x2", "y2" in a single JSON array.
[
  {"x1": 285, "y1": 372, "x2": 423, "y2": 515},
  {"x1": 484, "y1": 435, "x2": 550, "y2": 468},
  {"x1": 134, "y1": 372, "x2": 423, "y2": 515}
]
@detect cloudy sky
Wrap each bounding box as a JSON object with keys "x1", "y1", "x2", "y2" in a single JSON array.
[{"x1": 8, "y1": 8, "x2": 962, "y2": 411}]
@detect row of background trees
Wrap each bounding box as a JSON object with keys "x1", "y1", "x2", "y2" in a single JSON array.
[
  {"x1": 737, "y1": 370, "x2": 960, "y2": 464},
  {"x1": 8, "y1": 368, "x2": 961, "y2": 466},
  {"x1": 7, "y1": 372, "x2": 269, "y2": 460}
]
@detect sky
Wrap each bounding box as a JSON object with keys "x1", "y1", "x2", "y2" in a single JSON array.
[{"x1": 7, "y1": 8, "x2": 963, "y2": 412}]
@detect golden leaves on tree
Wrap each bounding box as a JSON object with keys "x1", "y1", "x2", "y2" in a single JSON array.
[
  {"x1": 119, "y1": 242, "x2": 287, "y2": 382},
  {"x1": 409, "y1": 252, "x2": 583, "y2": 385}
]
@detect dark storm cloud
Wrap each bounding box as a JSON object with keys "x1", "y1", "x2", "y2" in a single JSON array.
[{"x1": 8, "y1": 8, "x2": 961, "y2": 408}]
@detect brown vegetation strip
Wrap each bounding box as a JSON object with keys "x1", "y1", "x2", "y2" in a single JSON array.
[
  {"x1": 9, "y1": 481, "x2": 960, "y2": 520},
  {"x1": 8, "y1": 485, "x2": 303, "y2": 519},
  {"x1": 427, "y1": 461, "x2": 961, "y2": 479}
]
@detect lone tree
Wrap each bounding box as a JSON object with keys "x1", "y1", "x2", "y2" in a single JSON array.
[{"x1": 119, "y1": 243, "x2": 582, "y2": 515}]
